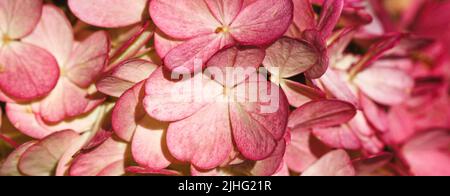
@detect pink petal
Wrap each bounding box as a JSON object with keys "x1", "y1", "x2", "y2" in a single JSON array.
[
  {"x1": 353, "y1": 153, "x2": 393, "y2": 176},
  {"x1": 39, "y1": 78, "x2": 89, "y2": 123},
  {"x1": 230, "y1": 0, "x2": 293, "y2": 45},
  {"x1": 97, "y1": 59, "x2": 157, "y2": 97},
  {"x1": 230, "y1": 79, "x2": 289, "y2": 160},
  {"x1": 66, "y1": 31, "x2": 110, "y2": 88},
  {"x1": 126, "y1": 166, "x2": 180, "y2": 176},
  {"x1": 6, "y1": 103, "x2": 54, "y2": 139},
  {"x1": 285, "y1": 0, "x2": 316, "y2": 38},
  {"x1": 154, "y1": 30, "x2": 183, "y2": 59},
  {"x1": 354, "y1": 66, "x2": 414, "y2": 106},
  {"x1": 206, "y1": 46, "x2": 265, "y2": 85},
  {"x1": 383, "y1": 106, "x2": 416, "y2": 145},
  {"x1": 164, "y1": 34, "x2": 233, "y2": 72},
  {"x1": 19, "y1": 130, "x2": 80, "y2": 176},
  {"x1": 288, "y1": 100, "x2": 357, "y2": 130},
  {"x1": 143, "y1": 67, "x2": 222, "y2": 122},
  {"x1": 313, "y1": 126, "x2": 361, "y2": 150},
  {"x1": 280, "y1": 79, "x2": 326, "y2": 107},
  {"x1": 70, "y1": 137, "x2": 127, "y2": 176},
  {"x1": 317, "y1": 0, "x2": 344, "y2": 39},
  {"x1": 167, "y1": 100, "x2": 233, "y2": 170},
  {"x1": 0, "y1": 0, "x2": 43, "y2": 39},
  {"x1": 0, "y1": 42, "x2": 59, "y2": 100},
  {"x1": 22, "y1": 5, "x2": 73, "y2": 66},
  {"x1": 263, "y1": 37, "x2": 319, "y2": 78},
  {"x1": 68, "y1": 0, "x2": 148, "y2": 28},
  {"x1": 150, "y1": 0, "x2": 219, "y2": 39},
  {"x1": 402, "y1": 130, "x2": 450, "y2": 176},
  {"x1": 205, "y1": 0, "x2": 243, "y2": 26},
  {"x1": 132, "y1": 121, "x2": 172, "y2": 170},
  {"x1": 56, "y1": 133, "x2": 90, "y2": 176},
  {"x1": 319, "y1": 68, "x2": 359, "y2": 107},
  {"x1": 303, "y1": 30, "x2": 329, "y2": 79},
  {"x1": 301, "y1": 150, "x2": 355, "y2": 176},
  {"x1": 250, "y1": 138, "x2": 286, "y2": 176},
  {"x1": 360, "y1": 93, "x2": 388, "y2": 132},
  {"x1": 0, "y1": 141, "x2": 36, "y2": 176},
  {"x1": 285, "y1": 130, "x2": 319, "y2": 173}
]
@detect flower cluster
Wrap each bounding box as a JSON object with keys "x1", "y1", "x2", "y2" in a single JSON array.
[{"x1": 0, "y1": 0, "x2": 449, "y2": 176}]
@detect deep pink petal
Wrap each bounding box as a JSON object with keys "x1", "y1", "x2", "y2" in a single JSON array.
[
  {"x1": 154, "y1": 30, "x2": 183, "y2": 59},
  {"x1": 0, "y1": 0, "x2": 42, "y2": 39},
  {"x1": 285, "y1": 130, "x2": 319, "y2": 173},
  {"x1": 19, "y1": 130, "x2": 80, "y2": 176},
  {"x1": 319, "y1": 68, "x2": 359, "y2": 107},
  {"x1": 303, "y1": 30, "x2": 329, "y2": 79},
  {"x1": 288, "y1": 100, "x2": 357, "y2": 130},
  {"x1": 230, "y1": 0, "x2": 293, "y2": 46},
  {"x1": 317, "y1": 0, "x2": 344, "y2": 39},
  {"x1": 68, "y1": 0, "x2": 148, "y2": 28},
  {"x1": 286, "y1": 0, "x2": 316, "y2": 38},
  {"x1": 167, "y1": 99, "x2": 233, "y2": 170},
  {"x1": 250, "y1": 138, "x2": 286, "y2": 176},
  {"x1": 150, "y1": 0, "x2": 219, "y2": 39},
  {"x1": 0, "y1": 42, "x2": 59, "y2": 100},
  {"x1": 313, "y1": 126, "x2": 361, "y2": 150},
  {"x1": 301, "y1": 150, "x2": 355, "y2": 176}
]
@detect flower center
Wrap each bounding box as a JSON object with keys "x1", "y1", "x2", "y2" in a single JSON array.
[
  {"x1": 1, "y1": 34, "x2": 12, "y2": 46},
  {"x1": 215, "y1": 26, "x2": 229, "y2": 34}
]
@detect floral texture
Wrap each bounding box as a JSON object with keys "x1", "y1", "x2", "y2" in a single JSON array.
[{"x1": 0, "y1": 0, "x2": 449, "y2": 176}]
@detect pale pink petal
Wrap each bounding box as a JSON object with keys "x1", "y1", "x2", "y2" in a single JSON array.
[
  {"x1": 97, "y1": 59, "x2": 157, "y2": 97},
  {"x1": 250, "y1": 139, "x2": 286, "y2": 176},
  {"x1": 301, "y1": 150, "x2": 355, "y2": 176},
  {"x1": 66, "y1": 31, "x2": 110, "y2": 87},
  {"x1": 0, "y1": 141, "x2": 36, "y2": 176},
  {"x1": 70, "y1": 137, "x2": 127, "y2": 176},
  {"x1": 143, "y1": 67, "x2": 222, "y2": 122},
  {"x1": 0, "y1": 0, "x2": 42, "y2": 39},
  {"x1": 317, "y1": 0, "x2": 344, "y2": 39},
  {"x1": 56, "y1": 133, "x2": 90, "y2": 176},
  {"x1": 150, "y1": 0, "x2": 220, "y2": 39},
  {"x1": 230, "y1": 0, "x2": 293, "y2": 45},
  {"x1": 68, "y1": 0, "x2": 148, "y2": 28},
  {"x1": 164, "y1": 34, "x2": 233, "y2": 72},
  {"x1": 280, "y1": 80, "x2": 326, "y2": 107},
  {"x1": 22, "y1": 5, "x2": 73, "y2": 66},
  {"x1": 354, "y1": 66, "x2": 414, "y2": 106},
  {"x1": 167, "y1": 100, "x2": 233, "y2": 169},
  {"x1": 319, "y1": 68, "x2": 359, "y2": 107},
  {"x1": 0, "y1": 42, "x2": 59, "y2": 100},
  {"x1": 263, "y1": 37, "x2": 319, "y2": 78},
  {"x1": 313, "y1": 126, "x2": 361, "y2": 150},
  {"x1": 288, "y1": 100, "x2": 357, "y2": 130},
  {"x1": 383, "y1": 106, "x2": 416, "y2": 145},
  {"x1": 19, "y1": 130, "x2": 80, "y2": 176},
  {"x1": 205, "y1": 0, "x2": 243, "y2": 26},
  {"x1": 206, "y1": 46, "x2": 265, "y2": 85},
  {"x1": 6, "y1": 103, "x2": 54, "y2": 139},
  {"x1": 402, "y1": 130, "x2": 450, "y2": 176},
  {"x1": 39, "y1": 78, "x2": 89, "y2": 123}
]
